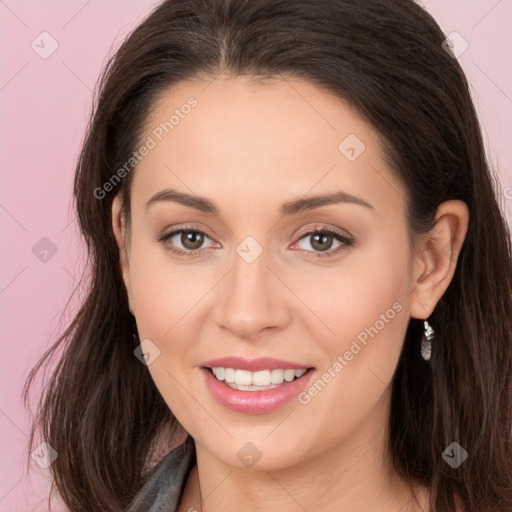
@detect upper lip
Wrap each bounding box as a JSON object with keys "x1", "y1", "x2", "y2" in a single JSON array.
[{"x1": 201, "y1": 356, "x2": 313, "y2": 372}]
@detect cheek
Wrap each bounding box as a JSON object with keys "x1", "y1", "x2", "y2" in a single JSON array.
[
  {"x1": 291, "y1": 261, "x2": 409, "y2": 450},
  {"x1": 128, "y1": 237, "x2": 203, "y2": 336},
  {"x1": 294, "y1": 238, "x2": 410, "y2": 353},
  {"x1": 127, "y1": 245, "x2": 203, "y2": 413},
  {"x1": 295, "y1": 242, "x2": 411, "y2": 415},
  {"x1": 127, "y1": 239, "x2": 219, "y2": 403},
  {"x1": 337, "y1": 266, "x2": 407, "y2": 349}
]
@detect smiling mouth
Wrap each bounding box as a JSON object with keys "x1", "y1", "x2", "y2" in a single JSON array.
[{"x1": 203, "y1": 366, "x2": 315, "y2": 391}]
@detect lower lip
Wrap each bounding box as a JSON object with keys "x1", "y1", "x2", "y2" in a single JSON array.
[{"x1": 200, "y1": 367, "x2": 316, "y2": 414}]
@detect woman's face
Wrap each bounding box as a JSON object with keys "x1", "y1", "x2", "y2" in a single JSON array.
[{"x1": 112, "y1": 74, "x2": 429, "y2": 470}]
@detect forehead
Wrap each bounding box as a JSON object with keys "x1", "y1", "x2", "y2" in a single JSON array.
[{"x1": 130, "y1": 74, "x2": 404, "y2": 218}]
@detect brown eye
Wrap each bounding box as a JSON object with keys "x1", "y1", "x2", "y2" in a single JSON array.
[
  {"x1": 180, "y1": 230, "x2": 205, "y2": 250},
  {"x1": 293, "y1": 226, "x2": 354, "y2": 259},
  {"x1": 309, "y1": 232, "x2": 334, "y2": 252},
  {"x1": 157, "y1": 227, "x2": 216, "y2": 256}
]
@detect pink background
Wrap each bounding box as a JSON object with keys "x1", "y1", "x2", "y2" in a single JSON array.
[{"x1": 1, "y1": 1, "x2": 511, "y2": 510}]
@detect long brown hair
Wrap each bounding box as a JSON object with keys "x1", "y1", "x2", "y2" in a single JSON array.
[{"x1": 23, "y1": 0, "x2": 512, "y2": 510}]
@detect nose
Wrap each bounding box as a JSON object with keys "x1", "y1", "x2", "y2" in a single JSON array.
[{"x1": 213, "y1": 247, "x2": 291, "y2": 339}]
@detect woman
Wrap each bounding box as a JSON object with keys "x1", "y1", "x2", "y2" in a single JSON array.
[{"x1": 23, "y1": 0, "x2": 512, "y2": 511}]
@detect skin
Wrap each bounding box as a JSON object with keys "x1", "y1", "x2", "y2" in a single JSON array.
[{"x1": 112, "y1": 74, "x2": 469, "y2": 512}]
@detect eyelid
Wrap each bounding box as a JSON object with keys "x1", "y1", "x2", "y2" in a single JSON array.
[
  {"x1": 294, "y1": 223, "x2": 353, "y2": 242},
  {"x1": 155, "y1": 224, "x2": 218, "y2": 249}
]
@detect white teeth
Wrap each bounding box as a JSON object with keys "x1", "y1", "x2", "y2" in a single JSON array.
[
  {"x1": 253, "y1": 370, "x2": 271, "y2": 386},
  {"x1": 224, "y1": 368, "x2": 235, "y2": 383},
  {"x1": 270, "y1": 369, "x2": 284, "y2": 384},
  {"x1": 234, "y1": 369, "x2": 252, "y2": 386},
  {"x1": 284, "y1": 369, "x2": 296, "y2": 382},
  {"x1": 211, "y1": 367, "x2": 308, "y2": 388}
]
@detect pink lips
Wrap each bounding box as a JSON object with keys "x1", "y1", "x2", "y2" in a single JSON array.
[
  {"x1": 199, "y1": 357, "x2": 316, "y2": 414},
  {"x1": 201, "y1": 356, "x2": 310, "y2": 372}
]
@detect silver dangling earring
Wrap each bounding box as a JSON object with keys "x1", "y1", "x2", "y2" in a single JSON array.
[{"x1": 421, "y1": 319, "x2": 435, "y2": 361}]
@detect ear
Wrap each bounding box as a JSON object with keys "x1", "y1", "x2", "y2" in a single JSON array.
[
  {"x1": 409, "y1": 200, "x2": 470, "y2": 320},
  {"x1": 111, "y1": 194, "x2": 134, "y2": 315}
]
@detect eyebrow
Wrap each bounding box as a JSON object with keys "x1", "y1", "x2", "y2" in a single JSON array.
[{"x1": 145, "y1": 188, "x2": 374, "y2": 216}]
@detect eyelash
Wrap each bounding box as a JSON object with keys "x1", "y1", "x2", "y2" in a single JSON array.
[{"x1": 157, "y1": 224, "x2": 354, "y2": 259}]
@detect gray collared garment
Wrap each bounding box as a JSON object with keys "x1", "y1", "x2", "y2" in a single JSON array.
[{"x1": 127, "y1": 436, "x2": 197, "y2": 512}]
